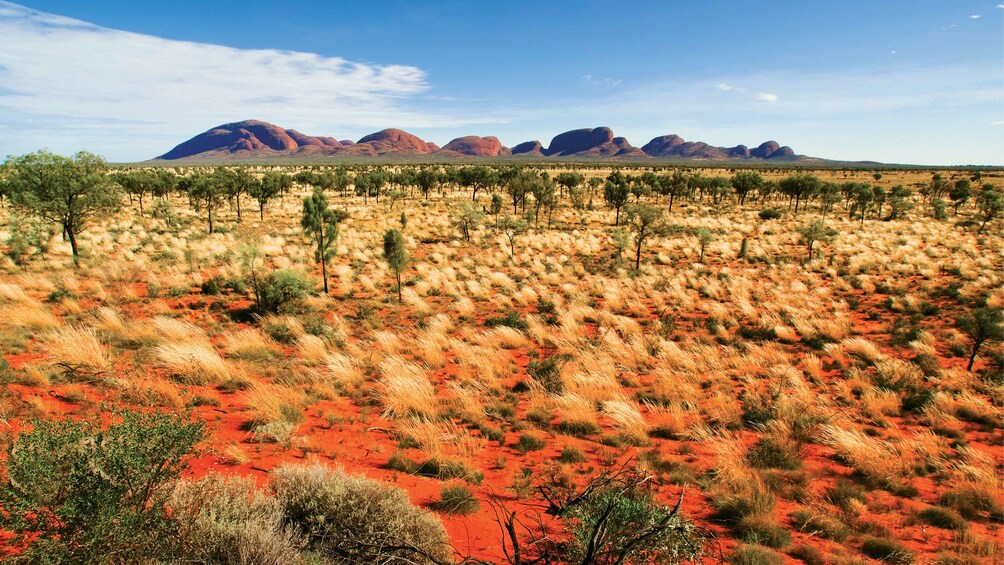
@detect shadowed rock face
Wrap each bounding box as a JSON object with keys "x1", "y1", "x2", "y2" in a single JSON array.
[
  {"x1": 512, "y1": 140, "x2": 544, "y2": 156},
  {"x1": 159, "y1": 120, "x2": 341, "y2": 159},
  {"x1": 156, "y1": 120, "x2": 808, "y2": 161},
  {"x1": 439, "y1": 136, "x2": 510, "y2": 157}
]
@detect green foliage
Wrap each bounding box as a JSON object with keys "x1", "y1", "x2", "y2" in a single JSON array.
[
  {"x1": 956, "y1": 307, "x2": 1003, "y2": 371},
  {"x1": 565, "y1": 481, "x2": 703, "y2": 564},
  {"x1": 451, "y1": 201, "x2": 484, "y2": 241},
  {"x1": 485, "y1": 309, "x2": 528, "y2": 330},
  {"x1": 604, "y1": 171, "x2": 632, "y2": 225},
  {"x1": 730, "y1": 544, "x2": 784, "y2": 565},
  {"x1": 432, "y1": 484, "x2": 480, "y2": 515},
  {"x1": 252, "y1": 269, "x2": 313, "y2": 314},
  {"x1": 515, "y1": 433, "x2": 547, "y2": 454},
  {"x1": 301, "y1": 188, "x2": 347, "y2": 293},
  {"x1": 270, "y1": 463, "x2": 452, "y2": 564},
  {"x1": 861, "y1": 536, "x2": 914, "y2": 564},
  {"x1": 796, "y1": 218, "x2": 838, "y2": 261},
  {"x1": 383, "y1": 228, "x2": 408, "y2": 302},
  {"x1": 758, "y1": 208, "x2": 783, "y2": 220},
  {"x1": 4, "y1": 149, "x2": 120, "y2": 265},
  {"x1": 527, "y1": 353, "x2": 567, "y2": 393},
  {"x1": 0, "y1": 410, "x2": 204, "y2": 563},
  {"x1": 916, "y1": 506, "x2": 968, "y2": 531},
  {"x1": 746, "y1": 438, "x2": 802, "y2": 470},
  {"x1": 736, "y1": 515, "x2": 791, "y2": 549}
]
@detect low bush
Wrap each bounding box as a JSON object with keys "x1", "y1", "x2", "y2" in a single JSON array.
[
  {"x1": 730, "y1": 543, "x2": 784, "y2": 565},
  {"x1": 270, "y1": 463, "x2": 452, "y2": 564},
  {"x1": 432, "y1": 484, "x2": 479, "y2": 515},
  {"x1": 861, "y1": 536, "x2": 914, "y2": 564},
  {"x1": 917, "y1": 506, "x2": 969, "y2": 531},
  {"x1": 0, "y1": 410, "x2": 204, "y2": 563}
]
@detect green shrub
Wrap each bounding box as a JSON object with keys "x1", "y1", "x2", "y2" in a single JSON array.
[
  {"x1": 746, "y1": 438, "x2": 802, "y2": 470},
  {"x1": 270, "y1": 463, "x2": 452, "y2": 565},
  {"x1": 565, "y1": 481, "x2": 703, "y2": 564},
  {"x1": 861, "y1": 536, "x2": 914, "y2": 564},
  {"x1": 527, "y1": 354, "x2": 567, "y2": 393},
  {"x1": 485, "y1": 309, "x2": 528, "y2": 330},
  {"x1": 737, "y1": 514, "x2": 791, "y2": 548},
  {"x1": 515, "y1": 433, "x2": 547, "y2": 454},
  {"x1": 787, "y1": 543, "x2": 824, "y2": 565},
  {"x1": 938, "y1": 486, "x2": 1004, "y2": 520},
  {"x1": 559, "y1": 444, "x2": 587, "y2": 463},
  {"x1": 917, "y1": 506, "x2": 969, "y2": 531},
  {"x1": 0, "y1": 410, "x2": 204, "y2": 563},
  {"x1": 730, "y1": 543, "x2": 784, "y2": 565},
  {"x1": 432, "y1": 484, "x2": 479, "y2": 515},
  {"x1": 252, "y1": 269, "x2": 312, "y2": 314}
]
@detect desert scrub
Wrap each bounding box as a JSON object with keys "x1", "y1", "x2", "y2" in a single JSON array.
[
  {"x1": 431, "y1": 483, "x2": 479, "y2": 515},
  {"x1": 41, "y1": 325, "x2": 110, "y2": 376},
  {"x1": 0, "y1": 410, "x2": 204, "y2": 563},
  {"x1": 515, "y1": 433, "x2": 547, "y2": 454},
  {"x1": 861, "y1": 536, "x2": 914, "y2": 564},
  {"x1": 156, "y1": 342, "x2": 232, "y2": 384},
  {"x1": 170, "y1": 475, "x2": 303, "y2": 564},
  {"x1": 270, "y1": 463, "x2": 452, "y2": 564}
]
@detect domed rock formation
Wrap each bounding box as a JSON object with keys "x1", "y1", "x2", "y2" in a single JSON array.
[{"x1": 439, "y1": 136, "x2": 510, "y2": 157}]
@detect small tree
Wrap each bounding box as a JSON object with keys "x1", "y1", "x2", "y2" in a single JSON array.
[
  {"x1": 976, "y1": 188, "x2": 1003, "y2": 233},
  {"x1": 451, "y1": 201, "x2": 484, "y2": 241},
  {"x1": 301, "y1": 188, "x2": 348, "y2": 294},
  {"x1": 695, "y1": 227, "x2": 714, "y2": 263},
  {"x1": 383, "y1": 229, "x2": 408, "y2": 303},
  {"x1": 778, "y1": 173, "x2": 821, "y2": 214},
  {"x1": 797, "y1": 218, "x2": 837, "y2": 261},
  {"x1": 604, "y1": 171, "x2": 631, "y2": 225},
  {"x1": 5, "y1": 150, "x2": 120, "y2": 266},
  {"x1": 624, "y1": 203, "x2": 670, "y2": 270},
  {"x1": 184, "y1": 172, "x2": 226, "y2": 234},
  {"x1": 957, "y1": 307, "x2": 1003, "y2": 372},
  {"x1": 252, "y1": 171, "x2": 289, "y2": 220},
  {"x1": 111, "y1": 170, "x2": 157, "y2": 215},
  {"x1": 499, "y1": 214, "x2": 528, "y2": 257},
  {"x1": 490, "y1": 192, "x2": 504, "y2": 228},
  {"x1": 731, "y1": 171, "x2": 763, "y2": 206}
]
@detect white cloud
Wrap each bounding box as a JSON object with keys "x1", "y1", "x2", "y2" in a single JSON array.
[
  {"x1": 970, "y1": 14, "x2": 981, "y2": 19},
  {"x1": 756, "y1": 92, "x2": 779, "y2": 102},
  {"x1": 0, "y1": 1, "x2": 501, "y2": 159},
  {"x1": 716, "y1": 83, "x2": 734, "y2": 91}
]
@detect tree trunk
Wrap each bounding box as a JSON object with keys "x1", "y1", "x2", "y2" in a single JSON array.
[
  {"x1": 321, "y1": 258, "x2": 328, "y2": 294},
  {"x1": 635, "y1": 240, "x2": 642, "y2": 270},
  {"x1": 208, "y1": 206, "x2": 214, "y2": 234},
  {"x1": 738, "y1": 237, "x2": 748, "y2": 260},
  {"x1": 236, "y1": 194, "x2": 242, "y2": 221},
  {"x1": 259, "y1": 202, "x2": 265, "y2": 221},
  {"x1": 396, "y1": 272, "x2": 402, "y2": 303},
  {"x1": 67, "y1": 226, "x2": 79, "y2": 267}
]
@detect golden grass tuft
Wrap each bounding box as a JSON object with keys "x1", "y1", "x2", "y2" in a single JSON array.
[
  {"x1": 155, "y1": 342, "x2": 232, "y2": 384},
  {"x1": 380, "y1": 355, "x2": 437, "y2": 419},
  {"x1": 42, "y1": 326, "x2": 109, "y2": 372}
]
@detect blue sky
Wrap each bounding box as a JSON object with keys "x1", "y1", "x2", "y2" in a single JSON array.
[{"x1": 0, "y1": 1, "x2": 1001, "y2": 164}]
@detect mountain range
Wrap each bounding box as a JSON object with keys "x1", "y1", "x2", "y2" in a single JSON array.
[{"x1": 155, "y1": 120, "x2": 813, "y2": 162}]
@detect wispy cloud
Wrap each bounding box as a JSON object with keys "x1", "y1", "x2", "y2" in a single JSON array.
[
  {"x1": 584, "y1": 74, "x2": 622, "y2": 88},
  {"x1": 756, "y1": 92, "x2": 779, "y2": 102},
  {"x1": 0, "y1": 1, "x2": 501, "y2": 159}
]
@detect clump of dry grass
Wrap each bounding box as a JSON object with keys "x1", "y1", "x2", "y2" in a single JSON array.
[
  {"x1": 42, "y1": 326, "x2": 109, "y2": 373},
  {"x1": 602, "y1": 399, "x2": 650, "y2": 444},
  {"x1": 225, "y1": 328, "x2": 280, "y2": 361},
  {"x1": 156, "y1": 342, "x2": 232, "y2": 384},
  {"x1": 820, "y1": 424, "x2": 915, "y2": 488},
  {"x1": 380, "y1": 356, "x2": 437, "y2": 419}
]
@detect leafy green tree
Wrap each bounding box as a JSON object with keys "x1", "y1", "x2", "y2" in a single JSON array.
[
  {"x1": 695, "y1": 227, "x2": 714, "y2": 263},
  {"x1": 415, "y1": 168, "x2": 439, "y2": 200},
  {"x1": 556, "y1": 171, "x2": 585, "y2": 198},
  {"x1": 183, "y1": 172, "x2": 225, "y2": 234},
  {"x1": 252, "y1": 171, "x2": 290, "y2": 220},
  {"x1": 505, "y1": 169, "x2": 536, "y2": 213},
  {"x1": 604, "y1": 171, "x2": 632, "y2": 225},
  {"x1": 0, "y1": 410, "x2": 204, "y2": 563},
  {"x1": 531, "y1": 176, "x2": 557, "y2": 228},
  {"x1": 797, "y1": 218, "x2": 838, "y2": 261},
  {"x1": 778, "y1": 173, "x2": 821, "y2": 214},
  {"x1": 228, "y1": 167, "x2": 258, "y2": 221},
  {"x1": 976, "y1": 187, "x2": 1003, "y2": 233},
  {"x1": 490, "y1": 192, "x2": 504, "y2": 228},
  {"x1": 301, "y1": 188, "x2": 348, "y2": 294},
  {"x1": 111, "y1": 170, "x2": 157, "y2": 215},
  {"x1": 499, "y1": 214, "x2": 529, "y2": 257},
  {"x1": 730, "y1": 172, "x2": 763, "y2": 206},
  {"x1": 451, "y1": 201, "x2": 484, "y2": 241},
  {"x1": 383, "y1": 229, "x2": 408, "y2": 303},
  {"x1": 885, "y1": 184, "x2": 914, "y2": 220},
  {"x1": 458, "y1": 165, "x2": 496, "y2": 202},
  {"x1": 624, "y1": 203, "x2": 670, "y2": 270},
  {"x1": 949, "y1": 179, "x2": 971, "y2": 216},
  {"x1": 4, "y1": 150, "x2": 120, "y2": 266},
  {"x1": 957, "y1": 307, "x2": 1003, "y2": 372}
]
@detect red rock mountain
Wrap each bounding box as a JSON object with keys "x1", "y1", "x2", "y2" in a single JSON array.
[
  {"x1": 440, "y1": 136, "x2": 511, "y2": 157},
  {"x1": 156, "y1": 120, "x2": 807, "y2": 161}
]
